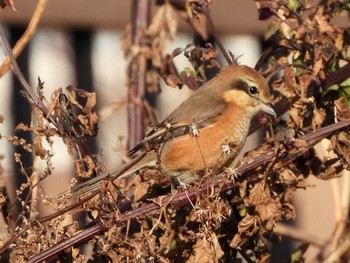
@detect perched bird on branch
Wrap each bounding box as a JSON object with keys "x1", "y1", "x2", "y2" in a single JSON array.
[{"x1": 68, "y1": 64, "x2": 276, "y2": 197}]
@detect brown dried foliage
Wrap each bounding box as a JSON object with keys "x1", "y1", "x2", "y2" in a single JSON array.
[{"x1": 1, "y1": 0, "x2": 350, "y2": 262}]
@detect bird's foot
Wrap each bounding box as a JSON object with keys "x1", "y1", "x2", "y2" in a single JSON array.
[{"x1": 176, "y1": 177, "x2": 191, "y2": 190}]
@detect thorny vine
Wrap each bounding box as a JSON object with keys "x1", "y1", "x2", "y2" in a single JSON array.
[{"x1": 1, "y1": 0, "x2": 350, "y2": 262}]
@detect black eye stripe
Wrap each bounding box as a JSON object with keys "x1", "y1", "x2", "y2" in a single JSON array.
[{"x1": 230, "y1": 80, "x2": 259, "y2": 96}]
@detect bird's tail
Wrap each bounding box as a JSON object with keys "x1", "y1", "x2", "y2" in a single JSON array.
[{"x1": 60, "y1": 151, "x2": 157, "y2": 199}]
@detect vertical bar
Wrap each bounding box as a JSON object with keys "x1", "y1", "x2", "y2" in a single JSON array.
[{"x1": 127, "y1": 0, "x2": 151, "y2": 150}]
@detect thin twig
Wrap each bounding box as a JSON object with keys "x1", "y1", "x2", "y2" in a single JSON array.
[
  {"x1": 0, "y1": 23, "x2": 67, "y2": 139},
  {"x1": 0, "y1": 189, "x2": 100, "y2": 255},
  {"x1": 29, "y1": 156, "x2": 40, "y2": 219},
  {"x1": 27, "y1": 222, "x2": 104, "y2": 263},
  {"x1": 0, "y1": 23, "x2": 92, "y2": 158},
  {"x1": 0, "y1": 0, "x2": 47, "y2": 77},
  {"x1": 323, "y1": 239, "x2": 350, "y2": 263},
  {"x1": 26, "y1": 115, "x2": 350, "y2": 262},
  {"x1": 330, "y1": 171, "x2": 350, "y2": 251},
  {"x1": 321, "y1": 63, "x2": 350, "y2": 90},
  {"x1": 196, "y1": 3, "x2": 233, "y2": 65},
  {"x1": 155, "y1": 0, "x2": 232, "y2": 65}
]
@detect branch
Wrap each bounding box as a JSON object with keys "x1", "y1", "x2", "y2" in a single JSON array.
[
  {"x1": 27, "y1": 222, "x2": 103, "y2": 263},
  {"x1": 0, "y1": 0, "x2": 47, "y2": 77},
  {"x1": 156, "y1": 0, "x2": 233, "y2": 65},
  {"x1": 0, "y1": 190, "x2": 99, "y2": 256},
  {"x1": 127, "y1": 0, "x2": 151, "y2": 150},
  {"x1": 0, "y1": 23, "x2": 92, "y2": 157},
  {"x1": 0, "y1": 23, "x2": 51, "y2": 119},
  {"x1": 27, "y1": 116, "x2": 350, "y2": 262},
  {"x1": 323, "y1": 239, "x2": 350, "y2": 263},
  {"x1": 195, "y1": 3, "x2": 233, "y2": 65},
  {"x1": 321, "y1": 63, "x2": 350, "y2": 90}
]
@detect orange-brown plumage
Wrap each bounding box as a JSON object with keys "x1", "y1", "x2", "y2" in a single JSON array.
[
  {"x1": 160, "y1": 103, "x2": 248, "y2": 182},
  {"x1": 157, "y1": 64, "x2": 275, "y2": 183},
  {"x1": 69, "y1": 64, "x2": 275, "y2": 196}
]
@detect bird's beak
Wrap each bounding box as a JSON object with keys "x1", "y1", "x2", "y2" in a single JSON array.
[{"x1": 259, "y1": 102, "x2": 276, "y2": 117}]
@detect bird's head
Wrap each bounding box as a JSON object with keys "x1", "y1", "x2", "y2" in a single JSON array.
[{"x1": 215, "y1": 65, "x2": 276, "y2": 118}]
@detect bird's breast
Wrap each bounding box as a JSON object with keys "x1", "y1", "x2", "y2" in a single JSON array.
[{"x1": 159, "y1": 103, "x2": 251, "y2": 182}]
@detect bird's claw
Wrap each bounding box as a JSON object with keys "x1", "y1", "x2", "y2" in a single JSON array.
[{"x1": 176, "y1": 177, "x2": 191, "y2": 190}]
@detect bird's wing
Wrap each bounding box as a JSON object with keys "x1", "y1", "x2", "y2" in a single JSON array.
[{"x1": 128, "y1": 87, "x2": 226, "y2": 156}]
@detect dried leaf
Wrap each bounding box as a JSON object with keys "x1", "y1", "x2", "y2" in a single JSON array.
[
  {"x1": 81, "y1": 155, "x2": 96, "y2": 178},
  {"x1": 246, "y1": 182, "x2": 282, "y2": 226},
  {"x1": 289, "y1": 107, "x2": 303, "y2": 128},
  {"x1": 147, "y1": 3, "x2": 178, "y2": 40},
  {"x1": 147, "y1": 69, "x2": 161, "y2": 93},
  {"x1": 282, "y1": 203, "x2": 296, "y2": 221},
  {"x1": 258, "y1": 4, "x2": 276, "y2": 20},
  {"x1": 315, "y1": 8, "x2": 334, "y2": 34},
  {"x1": 272, "y1": 79, "x2": 294, "y2": 98},
  {"x1": 82, "y1": 90, "x2": 97, "y2": 112},
  {"x1": 171, "y1": 47, "x2": 183, "y2": 59},
  {"x1": 15, "y1": 122, "x2": 31, "y2": 131},
  {"x1": 134, "y1": 181, "x2": 150, "y2": 202},
  {"x1": 312, "y1": 47, "x2": 324, "y2": 77},
  {"x1": 231, "y1": 214, "x2": 259, "y2": 248},
  {"x1": 299, "y1": 70, "x2": 313, "y2": 98},
  {"x1": 239, "y1": 180, "x2": 248, "y2": 199},
  {"x1": 47, "y1": 88, "x2": 62, "y2": 117},
  {"x1": 164, "y1": 73, "x2": 182, "y2": 88},
  {"x1": 312, "y1": 107, "x2": 325, "y2": 130},
  {"x1": 284, "y1": 66, "x2": 298, "y2": 95},
  {"x1": 180, "y1": 70, "x2": 199, "y2": 90},
  {"x1": 335, "y1": 98, "x2": 350, "y2": 118},
  {"x1": 293, "y1": 138, "x2": 307, "y2": 148},
  {"x1": 330, "y1": 132, "x2": 350, "y2": 167},
  {"x1": 33, "y1": 135, "x2": 46, "y2": 159},
  {"x1": 187, "y1": 234, "x2": 224, "y2": 263}
]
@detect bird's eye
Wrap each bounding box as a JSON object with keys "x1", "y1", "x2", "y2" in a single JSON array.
[{"x1": 249, "y1": 85, "x2": 258, "y2": 95}]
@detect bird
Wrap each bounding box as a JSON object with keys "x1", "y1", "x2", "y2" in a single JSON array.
[{"x1": 67, "y1": 64, "x2": 276, "y2": 197}]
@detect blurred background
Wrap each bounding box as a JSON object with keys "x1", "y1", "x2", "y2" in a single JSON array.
[{"x1": 0, "y1": 0, "x2": 345, "y2": 261}]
